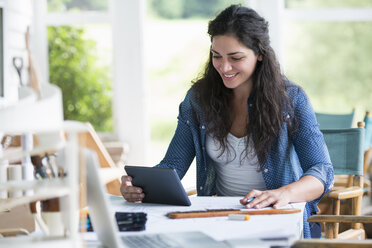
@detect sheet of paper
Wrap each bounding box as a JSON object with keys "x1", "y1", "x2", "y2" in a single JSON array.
[{"x1": 109, "y1": 195, "x2": 304, "y2": 214}]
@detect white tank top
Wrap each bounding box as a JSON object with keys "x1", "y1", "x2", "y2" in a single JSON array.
[{"x1": 206, "y1": 133, "x2": 267, "y2": 196}]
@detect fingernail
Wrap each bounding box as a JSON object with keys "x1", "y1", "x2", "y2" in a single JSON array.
[{"x1": 247, "y1": 204, "x2": 250, "y2": 208}]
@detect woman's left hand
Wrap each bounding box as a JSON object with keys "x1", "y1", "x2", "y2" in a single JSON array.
[{"x1": 240, "y1": 188, "x2": 291, "y2": 209}]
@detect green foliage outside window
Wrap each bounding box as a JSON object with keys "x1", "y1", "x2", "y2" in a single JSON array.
[
  {"x1": 285, "y1": 21, "x2": 372, "y2": 117},
  {"x1": 284, "y1": 0, "x2": 372, "y2": 119},
  {"x1": 48, "y1": 26, "x2": 113, "y2": 132}
]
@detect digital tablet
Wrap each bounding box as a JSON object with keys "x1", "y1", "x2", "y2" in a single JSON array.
[{"x1": 124, "y1": 165, "x2": 192, "y2": 206}]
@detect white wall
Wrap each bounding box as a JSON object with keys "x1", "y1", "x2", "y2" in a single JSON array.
[{"x1": 1, "y1": 0, "x2": 33, "y2": 105}]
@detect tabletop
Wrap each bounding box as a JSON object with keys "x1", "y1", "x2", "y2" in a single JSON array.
[{"x1": 108, "y1": 195, "x2": 306, "y2": 242}]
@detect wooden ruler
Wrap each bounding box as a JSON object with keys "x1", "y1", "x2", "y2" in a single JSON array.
[{"x1": 166, "y1": 208, "x2": 301, "y2": 219}]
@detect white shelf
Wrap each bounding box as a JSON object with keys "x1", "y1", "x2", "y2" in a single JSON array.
[
  {"x1": 1, "y1": 139, "x2": 66, "y2": 162},
  {"x1": 1, "y1": 121, "x2": 89, "y2": 162},
  {"x1": 0, "y1": 84, "x2": 86, "y2": 247},
  {"x1": 0, "y1": 179, "x2": 71, "y2": 211},
  {"x1": 0, "y1": 177, "x2": 68, "y2": 191}
]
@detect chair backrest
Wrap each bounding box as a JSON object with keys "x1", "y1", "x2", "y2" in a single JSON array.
[
  {"x1": 316, "y1": 111, "x2": 354, "y2": 129},
  {"x1": 364, "y1": 112, "x2": 372, "y2": 150},
  {"x1": 321, "y1": 128, "x2": 364, "y2": 176}
]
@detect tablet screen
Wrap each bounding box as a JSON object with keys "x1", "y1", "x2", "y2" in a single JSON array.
[{"x1": 124, "y1": 166, "x2": 191, "y2": 206}]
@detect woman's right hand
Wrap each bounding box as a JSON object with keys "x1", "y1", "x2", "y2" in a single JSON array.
[{"x1": 120, "y1": 175, "x2": 145, "y2": 202}]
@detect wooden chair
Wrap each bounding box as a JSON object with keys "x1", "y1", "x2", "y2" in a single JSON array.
[
  {"x1": 293, "y1": 240, "x2": 372, "y2": 248},
  {"x1": 331, "y1": 114, "x2": 371, "y2": 196},
  {"x1": 77, "y1": 122, "x2": 122, "y2": 196},
  {"x1": 315, "y1": 111, "x2": 354, "y2": 129},
  {"x1": 291, "y1": 215, "x2": 372, "y2": 245},
  {"x1": 315, "y1": 111, "x2": 356, "y2": 193},
  {"x1": 292, "y1": 216, "x2": 372, "y2": 247},
  {"x1": 312, "y1": 128, "x2": 365, "y2": 239}
]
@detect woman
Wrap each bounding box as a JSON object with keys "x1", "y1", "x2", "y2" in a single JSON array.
[{"x1": 121, "y1": 5, "x2": 334, "y2": 238}]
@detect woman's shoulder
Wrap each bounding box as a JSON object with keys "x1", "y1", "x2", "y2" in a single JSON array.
[
  {"x1": 183, "y1": 84, "x2": 202, "y2": 105},
  {"x1": 284, "y1": 80, "x2": 308, "y2": 102},
  {"x1": 179, "y1": 85, "x2": 203, "y2": 113}
]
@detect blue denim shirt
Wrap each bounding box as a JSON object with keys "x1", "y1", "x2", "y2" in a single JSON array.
[{"x1": 156, "y1": 81, "x2": 334, "y2": 238}]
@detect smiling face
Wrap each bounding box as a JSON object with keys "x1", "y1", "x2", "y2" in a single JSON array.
[{"x1": 211, "y1": 35, "x2": 261, "y2": 91}]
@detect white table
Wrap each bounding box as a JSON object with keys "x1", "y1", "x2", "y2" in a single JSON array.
[{"x1": 108, "y1": 195, "x2": 305, "y2": 242}]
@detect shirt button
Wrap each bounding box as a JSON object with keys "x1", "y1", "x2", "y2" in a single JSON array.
[
  {"x1": 200, "y1": 186, "x2": 203, "y2": 190},
  {"x1": 201, "y1": 125, "x2": 205, "y2": 129},
  {"x1": 264, "y1": 168, "x2": 268, "y2": 173},
  {"x1": 186, "y1": 120, "x2": 190, "y2": 125},
  {"x1": 202, "y1": 146, "x2": 205, "y2": 150},
  {"x1": 249, "y1": 104, "x2": 253, "y2": 107},
  {"x1": 286, "y1": 114, "x2": 290, "y2": 119}
]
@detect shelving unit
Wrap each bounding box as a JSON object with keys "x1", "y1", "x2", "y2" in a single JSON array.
[{"x1": 0, "y1": 84, "x2": 87, "y2": 247}]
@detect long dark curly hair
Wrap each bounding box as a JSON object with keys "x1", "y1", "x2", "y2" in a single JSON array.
[{"x1": 193, "y1": 5, "x2": 294, "y2": 169}]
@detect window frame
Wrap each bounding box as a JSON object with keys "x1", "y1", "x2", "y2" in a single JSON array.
[
  {"x1": 33, "y1": 0, "x2": 372, "y2": 163},
  {"x1": 33, "y1": 0, "x2": 150, "y2": 164}
]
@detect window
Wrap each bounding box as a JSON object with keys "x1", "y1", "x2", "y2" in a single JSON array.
[
  {"x1": 283, "y1": 0, "x2": 372, "y2": 123},
  {"x1": 46, "y1": 0, "x2": 113, "y2": 132},
  {"x1": 48, "y1": 24, "x2": 113, "y2": 131}
]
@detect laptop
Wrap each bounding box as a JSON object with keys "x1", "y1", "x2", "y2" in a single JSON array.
[{"x1": 84, "y1": 148, "x2": 228, "y2": 248}]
